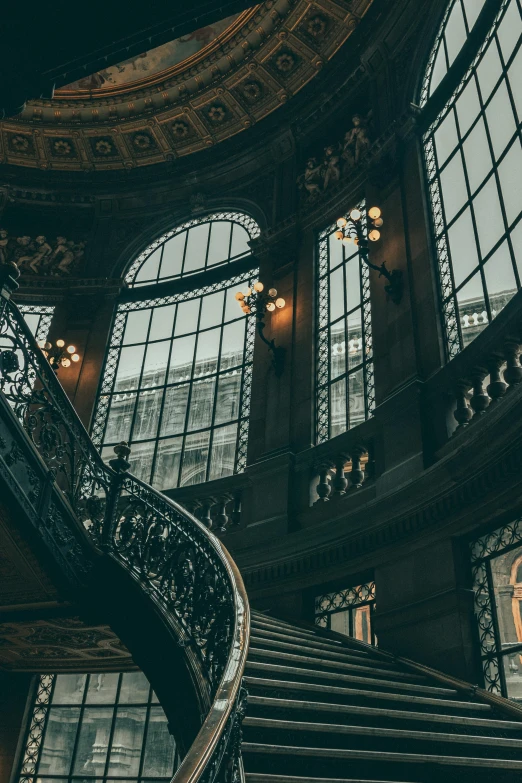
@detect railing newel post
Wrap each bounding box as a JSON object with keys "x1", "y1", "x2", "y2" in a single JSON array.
[{"x1": 103, "y1": 441, "x2": 131, "y2": 550}]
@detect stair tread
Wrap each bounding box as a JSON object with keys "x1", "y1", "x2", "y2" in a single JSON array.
[
  {"x1": 251, "y1": 617, "x2": 345, "y2": 644},
  {"x1": 250, "y1": 632, "x2": 386, "y2": 665},
  {"x1": 244, "y1": 716, "x2": 522, "y2": 747},
  {"x1": 244, "y1": 676, "x2": 491, "y2": 711},
  {"x1": 247, "y1": 695, "x2": 521, "y2": 730},
  {"x1": 248, "y1": 646, "x2": 425, "y2": 681},
  {"x1": 242, "y1": 742, "x2": 522, "y2": 769},
  {"x1": 250, "y1": 627, "x2": 371, "y2": 660},
  {"x1": 246, "y1": 776, "x2": 417, "y2": 783},
  {"x1": 245, "y1": 661, "x2": 457, "y2": 695}
]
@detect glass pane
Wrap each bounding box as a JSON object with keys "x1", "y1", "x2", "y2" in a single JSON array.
[
  {"x1": 511, "y1": 218, "x2": 522, "y2": 280},
  {"x1": 456, "y1": 77, "x2": 481, "y2": 136},
  {"x1": 502, "y1": 652, "x2": 522, "y2": 700},
  {"x1": 195, "y1": 329, "x2": 220, "y2": 374},
  {"x1": 154, "y1": 436, "x2": 183, "y2": 489},
  {"x1": 187, "y1": 376, "x2": 216, "y2": 430},
  {"x1": 127, "y1": 440, "x2": 155, "y2": 484},
  {"x1": 347, "y1": 312, "x2": 363, "y2": 370},
  {"x1": 476, "y1": 38, "x2": 503, "y2": 101},
  {"x1": 463, "y1": 117, "x2": 492, "y2": 194},
  {"x1": 330, "y1": 323, "x2": 346, "y2": 380},
  {"x1": 135, "y1": 247, "x2": 161, "y2": 284},
  {"x1": 214, "y1": 373, "x2": 241, "y2": 425},
  {"x1": 508, "y1": 45, "x2": 522, "y2": 119},
  {"x1": 119, "y1": 672, "x2": 150, "y2": 704},
  {"x1": 330, "y1": 610, "x2": 350, "y2": 636},
  {"x1": 445, "y1": 0, "x2": 467, "y2": 65},
  {"x1": 497, "y1": 0, "x2": 522, "y2": 62},
  {"x1": 73, "y1": 707, "x2": 112, "y2": 775},
  {"x1": 448, "y1": 207, "x2": 479, "y2": 286},
  {"x1": 132, "y1": 387, "x2": 163, "y2": 441},
  {"x1": 114, "y1": 345, "x2": 145, "y2": 392},
  {"x1": 209, "y1": 423, "x2": 238, "y2": 480},
  {"x1": 107, "y1": 706, "x2": 147, "y2": 776},
  {"x1": 457, "y1": 272, "x2": 487, "y2": 346},
  {"x1": 353, "y1": 604, "x2": 372, "y2": 644},
  {"x1": 224, "y1": 287, "x2": 243, "y2": 322},
  {"x1": 430, "y1": 40, "x2": 447, "y2": 96},
  {"x1": 162, "y1": 384, "x2": 190, "y2": 435},
  {"x1": 434, "y1": 109, "x2": 459, "y2": 165},
  {"x1": 483, "y1": 240, "x2": 517, "y2": 312},
  {"x1": 52, "y1": 674, "x2": 87, "y2": 704},
  {"x1": 180, "y1": 430, "x2": 210, "y2": 485},
  {"x1": 462, "y1": 0, "x2": 486, "y2": 30},
  {"x1": 105, "y1": 392, "x2": 137, "y2": 443},
  {"x1": 486, "y1": 80, "x2": 517, "y2": 160},
  {"x1": 142, "y1": 341, "x2": 170, "y2": 387},
  {"x1": 141, "y1": 707, "x2": 176, "y2": 777},
  {"x1": 183, "y1": 223, "x2": 210, "y2": 274},
  {"x1": 230, "y1": 223, "x2": 250, "y2": 257},
  {"x1": 207, "y1": 221, "x2": 232, "y2": 266},
  {"x1": 169, "y1": 335, "x2": 196, "y2": 383},
  {"x1": 199, "y1": 291, "x2": 225, "y2": 330},
  {"x1": 159, "y1": 232, "x2": 185, "y2": 280},
  {"x1": 220, "y1": 320, "x2": 246, "y2": 370},
  {"x1": 473, "y1": 175, "x2": 505, "y2": 257},
  {"x1": 123, "y1": 310, "x2": 151, "y2": 345},
  {"x1": 329, "y1": 267, "x2": 345, "y2": 321},
  {"x1": 349, "y1": 367, "x2": 365, "y2": 428},
  {"x1": 328, "y1": 232, "x2": 344, "y2": 270},
  {"x1": 345, "y1": 256, "x2": 361, "y2": 312},
  {"x1": 149, "y1": 304, "x2": 176, "y2": 341},
  {"x1": 330, "y1": 377, "x2": 346, "y2": 437},
  {"x1": 86, "y1": 673, "x2": 119, "y2": 704},
  {"x1": 40, "y1": 707, "x2": 81, "y2": 775},
  {"x1": 498, "y1": 139, "x2": 522, "y2": 227},
  {"x1": 174, "y1": 299, "x2": 200, "y2": 336},
  {"x1": 440, "y1": 152, "x2": 468, "y2": 223}
]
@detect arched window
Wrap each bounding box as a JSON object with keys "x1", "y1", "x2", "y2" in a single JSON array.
[
  {"x1": 422, "y1": 0, "x2": 522, "y2": 355},
  {"x1": 92, "y1": 212, "x2": 259, "y2": 489},
  {"x1": 316, "y1": 205, "x2": 374, "y2": 443}
]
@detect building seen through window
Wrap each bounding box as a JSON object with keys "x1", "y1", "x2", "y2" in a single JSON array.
[{"x1": 315, "y1": 581, "x2": 376, "y2": 645}]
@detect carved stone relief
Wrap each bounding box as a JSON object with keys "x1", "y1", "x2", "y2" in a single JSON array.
[{"x1": 0, "y1": 229, "x2": 86, "y2": 276}]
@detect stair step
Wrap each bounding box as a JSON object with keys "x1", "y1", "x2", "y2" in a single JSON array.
[
  {"x1": 246, "y1": 695, "x2": 522, "y2": 734},
  {"x1": 244, "y1": 677, "x2": 491, "y2": 715},
  {"x1": 251, "y1": 613, "x2": 372, "y2": 654},
  {"x1": 250, "y1": 627, "x2": 372, "y2": 662},
  {"x1": 245, "y1": 661, "x2": 457, "y2": 696},
  {"x1": 243, "y1": 716, "x2": 522, "y2": 753},
  {"x1": 248, "y1": 646, "x2": 426, "y2": 682},
  {"x1": 242, "y1": 742, "x2": 522, "y2": 769},
  {"x1": 251, "y1": 617, "x2": 344, "y2": 645},
  {"x1": 250, "y1": 632, "x2": 387, "y2": 666}
]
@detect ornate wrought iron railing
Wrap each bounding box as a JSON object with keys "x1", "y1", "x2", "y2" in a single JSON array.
[{"x1": 0, "y1": 262, "x2": 250, "y2": 783}]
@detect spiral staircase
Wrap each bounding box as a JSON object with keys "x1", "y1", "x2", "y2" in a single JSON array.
[{"x1": 1, "y1": 262, "x2": 522, "y2": 783}]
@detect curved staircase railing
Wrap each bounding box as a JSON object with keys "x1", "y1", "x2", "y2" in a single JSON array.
[{"x1": 0, "y1": 261, "x2": 250, "y2": 783}]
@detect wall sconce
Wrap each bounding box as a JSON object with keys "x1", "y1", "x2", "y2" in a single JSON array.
[
  {"x1": 235, "y1": 281, "x2": 286, "y2": 376},
  {"x1": 39, "y1": 338, "x2": 80, "y2": 373},
  {"x1": 335, "y1": 207, "x2": 403, "y2": 304}
]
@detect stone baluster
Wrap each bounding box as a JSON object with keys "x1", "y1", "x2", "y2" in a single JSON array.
[
  {"x1": 487, "y1": 356, "x2": 507, "y2": 403},
  {"x1": 453, "y1": 381, "x2": 473, "y2": 430},
  {"x1": 469, "y1": 368, "x2": 490, "y2": 419},
  {"x1": 349, "y1": 448, "x2": 365, "y2": 489},
  {"x1": 201, "y1": 501, "x2": 213, "y2": 530},
  {"x1": 504, "y1": 340, "x2": 522, "y2": 388},
  {"x1": 231, "y1": 494, "x2": 242, "y2": 527},
  {"x1": 315, "y1": 464, "x2": 332, "y2": 502},
  {"x1": 216, "y1": 498, "x2": 229, "y2": 533},
  {"x1": 331, "y1": 455, "x2": 349, "y2": 496}
]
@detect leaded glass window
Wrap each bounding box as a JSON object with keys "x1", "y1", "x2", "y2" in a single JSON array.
[
  {"x1": 18, "y1": 304, "x2": 54, "y2": 343},
  {"x1": 93, "y1": 213, "x2": 259, "y2": 490},
  {"x1": 315, "y1": 581, "x2": 376, "y2": 645},
  {"x1": 422, "y1": 0, "x2": 522, "y2": 356},
  {"x1": 316, "y1": 206, "x2": 374, "y2": 443},
  {"x1": 125, "y1": 212, "x2": 260, "y2": 287},
  {"x1": 471, "y1": 519, "x2": 522, "y2": 699},
  {"x1": 17, "y1": 671, "x2": 179, "y2": 783}
]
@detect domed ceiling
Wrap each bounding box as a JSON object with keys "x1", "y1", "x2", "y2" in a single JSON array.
[{"x1": 0, "y1": 0, "x2": 372, "y2": 171}]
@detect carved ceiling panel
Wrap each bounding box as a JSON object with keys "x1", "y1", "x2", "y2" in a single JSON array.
[{"x1": 0, "y1": 0, "x2": 373, "y2": 171}]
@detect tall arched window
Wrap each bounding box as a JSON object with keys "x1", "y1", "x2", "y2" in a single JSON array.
[
  {"x1": 422, "y1": 0, "x2": 522, "y2": 355},
  {"x1": 92, "y1": 212, "x2": 260, "y2": 489},
  {"x1": 316, "y1": 205, "x2": 374, "y2": 443}
]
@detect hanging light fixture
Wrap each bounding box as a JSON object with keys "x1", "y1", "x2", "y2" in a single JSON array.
[
  {"x1": 39, "y1": 338, "x2": 80, "y2": 373},
  {"x1": 235, "y1": 281, "x2": 286, "y2": 375},
  {"x1": 335, "y1": 206, "x2": 403, "y2": 304}
]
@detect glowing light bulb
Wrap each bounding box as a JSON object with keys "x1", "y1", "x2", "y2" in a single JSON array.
[
  {"x1": 254, "y1": 281, "x2": 264, "y2": 292},
  {"x1": 268, "y1": 288, "x2": 277, "y2": 297},
  {"x1": 56, "y1": 339, "x2": 65, "y2": 348},
  {"x1": 242, "y1": 304, "x2": 251, "y2": 314},
  {"x1": 369, "y1": 229, "x2": 381, "y2": 242},
  {"x1": 373, "y1": 217, "x2": 383, "y2": 227},
  {"x1": 350, "y1": 209, "x2": 362, "y2": 221},
  {"x1": 266, "y1": 301, "x2": 276, "y2": 311},
  {"x1": 244, "y1": 287, "x2": 252, "y2": 297},
  {"x1": 44, "y1": 341, "x2": 52, "y2": 351},
  {"x1": 368, "y1": 206, "x2": 381, "y2": 220},
  {"x1": 67, "y1": 345, "x2": 76, "y2": 354},
  {"x1": 62, "y1": 358, "x2": 71, "y2": 368},
  {"x1": 235, "y1": 291, "x2": 245, "y2": 301},
  {"x1": 72, "y1": 354, "x2": 80, "y2": 362},
  {"x1": 276, "y1": 298, "x2": 285, "y2": 309},
  {"x1": 334, "y1": 230, "x2": 344, "y2": 240},
  {"x1": 337, "y1": 217, "x2": 347, "y2": 228}
]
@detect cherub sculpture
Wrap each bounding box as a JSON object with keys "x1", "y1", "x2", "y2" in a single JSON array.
[
  {"x1": 342, "y1": 113, "x2": 371, "y2": 170},
  {"x1": 299, "y1": 157, "x2": 323, "y2": 198},
  {"x1": 322, "y1": 144, "x2": 341, "y2": 189}
]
